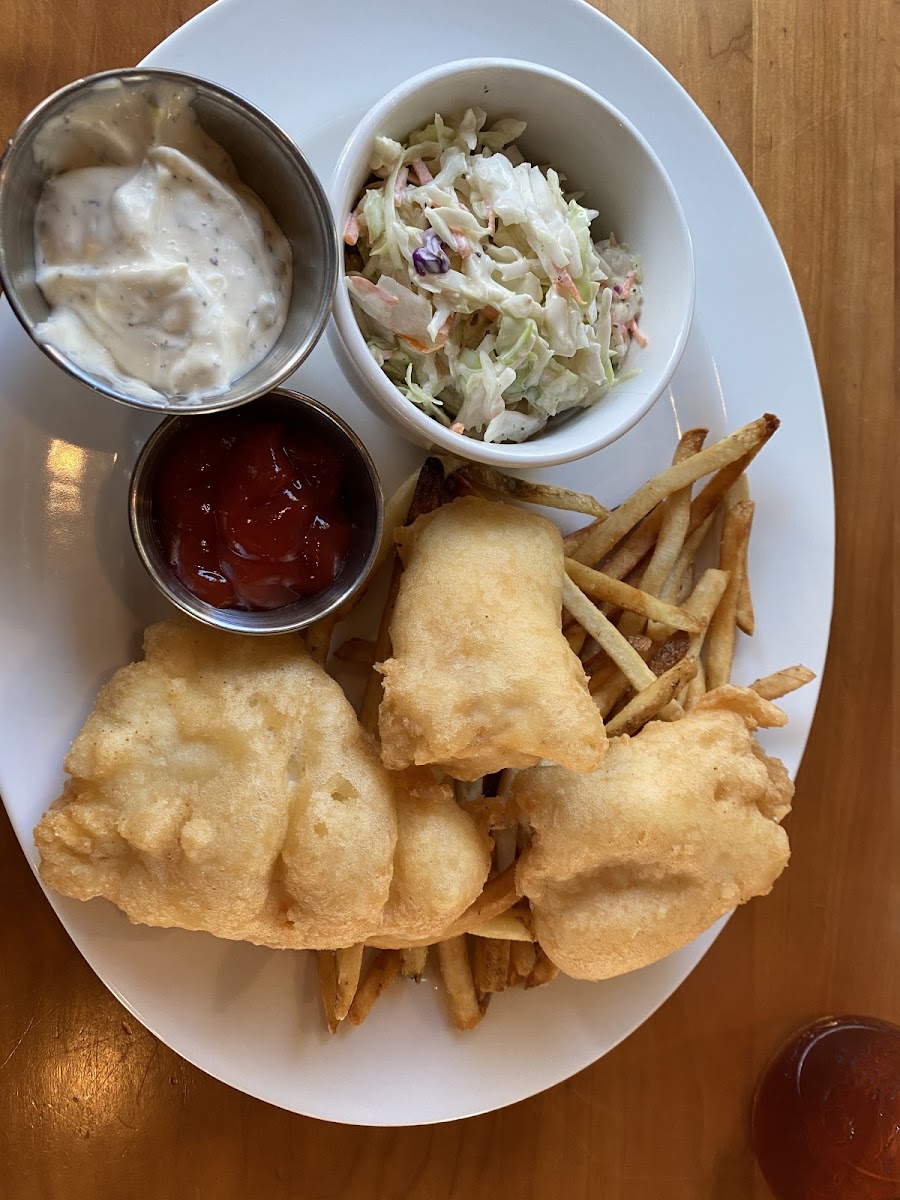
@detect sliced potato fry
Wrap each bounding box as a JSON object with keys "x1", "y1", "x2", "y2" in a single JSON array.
[
  {"x1": 347, "y1": 950, "x2": 401, "y2": 1027},
  {"x1": 399, "y1": 945, "x2": 429, "y2": 981},
  {"x1": 437, "y1": 937, "x2": 482, "y2": 1031},
  {"x1": 460, "y1": 463, "x2": 611, "y2": 519},
  {"x1": 334, "y1": 944, "x2": 364, "y2": 1023},
  {"x1": 509, "y1": 938, "x2": 538, "y2": 986},
  {"x1": 562, "y1": 576, "x2": 657, "y2": 693},
  {"x1": 472, "y1": 936, "x2": 511, "y2": 995},
  {"x1": 647, "y1": 630, "x2": 690, "y2": 677},
  {"x1": 728, "y1": 475, "x2": 756, "y2": 636},
  {"x1": 595, "y1": 507, "x2": 665, "y2": 579},
  {"x1": 682, "y1": 658, "x2": 707, "y2": 709},
  {"x1": 604, "y1": 657, "x2": 698, "y2": 737},
  {"x1": 526, "y1": 946, "x2": 560, "y2": 989},
  {"x1": 750, "y1": 664, "x2": 816, "y2": 701},
  {"x1": 468, "y1": 909, "x2": 534, "y2": 942},
  {"x1": 370, "y1": 468, "x2": 421, "y2": 578},
  {"x1": 572, "y1": 415, "x2": 778, "y2": 566},
  {"x1": 706, "y1": 500, "x2": 755, "y2": 690},
  {"x1": 565, "y1": 559, "x2": 704, "y2": 632},
  {"x1": 563, "y1": 518, "x2": 603, "y2": 556},
  {"x1": 316, "y1": 950, "x2": 339, "y2": 1035}
]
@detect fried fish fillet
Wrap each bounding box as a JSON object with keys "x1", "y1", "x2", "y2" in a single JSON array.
[
  {"x1": 35, "y1": 620, "x2": 490, "y2": 949},
  {"x1": 513, "y1": 686, "x2": 794, "y2": 980},
  {"x1": 377, "y1": 496, "x2": 607, "y2": 780}
]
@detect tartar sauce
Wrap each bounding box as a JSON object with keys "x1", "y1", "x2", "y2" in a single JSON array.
[{"x1": 33, "y1": 83, "x2": 292, "y2": 405}]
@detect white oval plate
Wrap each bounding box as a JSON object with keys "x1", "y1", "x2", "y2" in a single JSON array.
[{"x1": 0, "y1": 0, "x2": 832, "y2": 1125}]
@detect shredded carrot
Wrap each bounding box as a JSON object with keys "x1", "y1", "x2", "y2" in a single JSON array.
[
  {"x1": 394, "y1": 166, "x2": 409, "y2": 203},
  {"x1": 342, "y1": 212, "x2": 360, "y2": 246},
  {"x1": 481, "y1": 305, "x2": 500, "y2": 321},
  {"x1": 351, "y1": 277, "x2": 399, "y2": 305},
  {"x1": 448, "y1": 229, "x2": 471, "y2": 259},
  {"x1": 451, "y1": 422, "x2": 465, "y2": 434},
  {"x1": 628, "y1": 319, "x2": 648, "y2": 347},
  {"x1": 554, "y1": 269, "x2": 582, "y2": 303},
  {"x1": 411, "y1": 158, "x2": 433, "y2": 184}
]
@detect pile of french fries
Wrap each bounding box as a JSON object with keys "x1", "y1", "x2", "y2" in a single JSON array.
[{"x1": 305, "y1": 413, "x2": 814, "y2": 1033}]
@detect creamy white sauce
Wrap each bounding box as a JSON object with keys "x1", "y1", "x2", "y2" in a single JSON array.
[{"x1": 33, "y1": 83, "x2": 292, "y2": 406}]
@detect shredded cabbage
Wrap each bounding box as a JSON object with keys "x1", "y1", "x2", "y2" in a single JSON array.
[{"x1": 345, "y1": 108, "x2": 645, "y2": 444}]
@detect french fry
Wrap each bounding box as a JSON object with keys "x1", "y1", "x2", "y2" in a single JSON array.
[
  {"x1": 472, "y1": 936, "x2": 511, "y2": 995},
  {"x1": 682, "y1": 658, "x2": 706, "y2": 709},
  {"x1": 316, "y1": 951, "x2": 339, "y2": 1035},
  {"x1": 305, "y1": 613, "x2": 337, "y2": 667},
  {"x1": 750, "y1": 664, "x2": 816, "y2": 701},
  {"x1": 619, "y1": 428, "x2": 707, "y2": 636},
  {"x1": 359, "y1": 458, "x2": 446, "y2": 734},
  {"x1": 679, "y1": 568, "x2": 731, "y2": 654},
  {"x1": 658, "y1": 510, "x2": 718, "y2": 611},
  {"x1": 468, "y1": 908, "x2": 534, "y2": 942},
  {"x1": 562, "y1": 576, "x2": 658, "y2": 693},
  {"x1": 604, "y1": 657, "x2": 698, "y2": 737},
  {"x1": 563, "y1": 518, "x2": 603, "y2": 556},
  {"x1": 333, "y1": 637, "x2": 376, "y2": 668},
  {"x1": 728, "y1": 475, "x2": 756, "y2": 635},
  {"x1": 594, "y1": 507, "x2": 665, "y2": 579},
  {"x1": 564, "y1": 623, "x2": 587, "y2": 656},
  {"x1": 706, "y1": 500, "x2": 755, "y2": 690},
  {"x1": 459, "y1": 463, "x2": 611, "y2": 519},
  {"x1": 347, "y1": 950, "x2": 401, "y2": 1027},
  {"x1": 526, "y1": 946, "x2": 560, "y2": 989},
  {"x1": 572, "y1": 415, "x2": 778, "y2": 566},
  {"x1": 334, "y1": 944, "x2": 364, "y2": 1022},
  {"x1": 640, "y1": 428, "x2": 707, "y2": 596},
  {"x1": 509, "y1": 939, "x2": 538, "y2": 985},
  {"x1": 585, "y1": 634, "x2": 652, "y2": 681},
  {"x1": 647, "y1": 630, "x2": 690, "y2": 677},
  {"x1": 565, "y1": 559, "x2": 704, "y2": 633},
  {"x1": 562, "y1": 577, "x2": 685, "y2": 725},
  {"x1": 437, "y1": 937, "x2": 483, "y2": 1030},
  {"x1": 400, "y1": 945, "x2": 428, "y2": 981}
]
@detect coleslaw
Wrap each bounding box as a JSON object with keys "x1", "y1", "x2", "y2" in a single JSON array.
[{"x1": 344, "y1": 108, "x2": 645, "y2": 444}]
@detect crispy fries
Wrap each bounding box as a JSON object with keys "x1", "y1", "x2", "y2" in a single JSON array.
[
  {"x1": 572, "y1": 416, "x2": 778, "y2": 567},
  {"x1": 706, "y1": 500, "x2": 755, "y2": 690},
  {"x1": 437, "y1": 937, "x2": 483, "y2": 1030},
  {"x1": 605, "y1": 657, "x2": 698, "y2": 737},
  {"x1": 562, "y1": 576, "x2": 657, "y2": 693},
  {"x1": 565, "y1": 559, "x2": 704, "y2": 633},
  {"x1": 472, "y1": 936, "x2": 512, "y2": 996},
  {"x1": 750, "y1": 665, "x2": 816, "y2": 701},
  {"x1": 728, "y1": 475, "x2": 756, "y2": 635},
  {"x1": 468, "y1": 909, "x2": 534, "y2": 942},
  {"x1": 526, "y1": 946, "x2": 560, "y2": 989},
  {"x1": 509, "y1": 939, "x2": 538, "y2": 986},
  {"x1": 347, "y1": 950, "x2": 401, "y2": 1027},
  {"x1": 399, "y1": 945, "x2": 429, "y2": 981},
  {"x1": 564, "y1": 623, "x2": 587, "y2": 656},
  {"x1": 334, "y1": 944, "x2": 364, "y2": 1023},
  {"x1": 316, "y1": 951, "x2": 339, "y2": 1035},
  {"x1": 458, "y1": 463, "x2": 611, "y2": 519}
]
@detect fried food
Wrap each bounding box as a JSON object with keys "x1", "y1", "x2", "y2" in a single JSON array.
[
  {"x1": 377, "y1": 497, "x2": 606, "y2": 780},
  {"x1": 513, "y1": 686, "x2": 794, "y2": 980},
  {"x1": 35, "y1": 619, "x2": 489, "y2": 949}
]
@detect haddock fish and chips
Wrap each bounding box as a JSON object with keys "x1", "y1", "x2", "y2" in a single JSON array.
[{"x1": 34, "y1": 412, "x2": 813, "y2": 1032}]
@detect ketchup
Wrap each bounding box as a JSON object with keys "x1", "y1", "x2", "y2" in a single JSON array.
[
  {"x1": 153, "y1": 413, "x2": 354, "y2": 611},
  {"x1": 752, "y1": 1016, "x2": 900, "y2": 1199}
]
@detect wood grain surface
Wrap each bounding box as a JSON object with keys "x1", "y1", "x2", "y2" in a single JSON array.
[{"x1": 0, "y1": 1, "x2": 894, "y2": 1196}]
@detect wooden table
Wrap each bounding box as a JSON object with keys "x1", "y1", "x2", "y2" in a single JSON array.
[{"x1": 0, "y1": 2, "x2": 893, "y2": 1196}]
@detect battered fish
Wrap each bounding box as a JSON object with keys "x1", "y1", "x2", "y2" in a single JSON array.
[
  {"x1": 513, "y1": 686, "x2": 794, "y2": 980},
  {"x1": 35, "y1": 620, "x2": 490, "y2": 949},
  {"x1": 378, "y1": 497, "x2": 607, "y2": 780}
]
